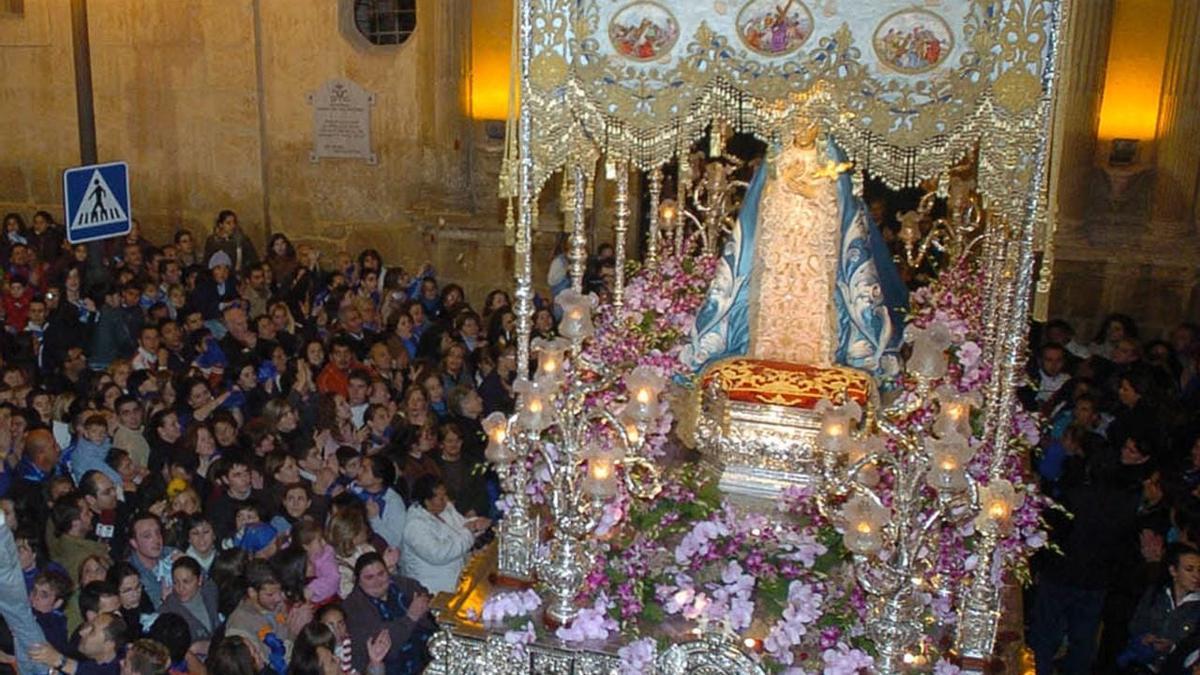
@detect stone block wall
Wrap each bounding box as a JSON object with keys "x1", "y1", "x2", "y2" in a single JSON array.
[{"x1": 0, "y1": 0, "x2": 535, "y2": 303}]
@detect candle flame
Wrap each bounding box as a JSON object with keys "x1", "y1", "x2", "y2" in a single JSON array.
[
  {"x1": 636, "y1": 388, "x2": 652, "y2": 404},
  {"x1": 624, "y1": 421, "x2": 640, "y2": 445},
  {"x1": 591, "y1": 459, "x2": 612, "y2": 481},
  {"x1": 855, "y1": 521, "x2": 872, "y2": 534}
]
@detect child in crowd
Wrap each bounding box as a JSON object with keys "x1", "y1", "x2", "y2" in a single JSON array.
[
  {"x1": 30, "y1": 571, "x2": 71, "y2": 653},
  {"x1": 296, "y1": 520, "x2": 339, "y2": 605},
  {"x1": 334, "y1": 445, "x2": 362, "y2": 491}
]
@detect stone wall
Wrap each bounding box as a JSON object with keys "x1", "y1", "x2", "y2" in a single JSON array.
[
  {"x1": 1047, "y1": 0, "x2": 1200, "y2": 341},
  {"x1": 0, "y1": 0, "x2": 540, "y2": 305}
]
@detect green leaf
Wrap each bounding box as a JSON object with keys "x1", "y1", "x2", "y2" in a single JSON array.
[{"x1": 641, "y1": 602, "x2": 664, "y2": 625}]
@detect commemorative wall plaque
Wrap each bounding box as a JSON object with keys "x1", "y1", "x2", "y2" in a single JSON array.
[{"x1": 307, "y1": 77, "x2": 377, "y2": 164}]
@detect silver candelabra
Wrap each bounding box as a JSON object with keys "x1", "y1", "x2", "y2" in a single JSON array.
[{"x1": 484, "y1": 289, "x2": 665, "y2": 625}]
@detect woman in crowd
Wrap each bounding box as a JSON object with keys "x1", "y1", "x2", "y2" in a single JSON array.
[{"x1": 401, "y1": 476, "x2": 489, "y2": 595}]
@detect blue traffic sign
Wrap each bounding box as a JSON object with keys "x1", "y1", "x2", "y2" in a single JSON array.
[{"x1": 63, "y1": 161, "x2": 131, "y2": 244}]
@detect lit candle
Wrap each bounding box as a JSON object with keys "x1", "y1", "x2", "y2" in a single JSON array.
[
  {"x1": 925, "y1": 430, "x2": 974, "y2": 492},
  {"x1": 840, "y1": 495, "x2": 888, "y2": 555},
  {"x1": 988, "y1": 500, "x2": 1009, "y2": 521},
  {"x1": 532, "y1": 337, "x2": 570, "y2": 384},
  {"x1": 814, "y1": 399, "x2": 862, "y2": 456},
  {"x1": 974, "y1": 478, "x2": 1024, "y2": 533},
  {"x1": 514, "y1": 378, "x2": 555, "y2": 431},
  {"x1": 583, "y1": 451, "x2": 618, "y2": 498},
  {"x1": 621, "y1": 416, "x2": 641, "y2": 446},
  {"x1": 591, "y1": 458, "x2": 612, "y2": 481},
  {"x1": 658, "y1": 199, "x2": 678, "y2": 224},
  {"x1": 934, "y1": 386, "x2": 980, "y2": 437},
  {"x1": 555, "y1": 290, "x2": 596, "y2": 340},
  {"x1": 482, "y1": 412, "x2": 512, "y2": 464},
  {"x1": 624, "y1": 367, "x2": 666, "y2": 423}
]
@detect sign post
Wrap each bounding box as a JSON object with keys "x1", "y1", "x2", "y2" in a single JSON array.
[{"x1": 63, "y1": 161, "x2": 131, "y2": 244}]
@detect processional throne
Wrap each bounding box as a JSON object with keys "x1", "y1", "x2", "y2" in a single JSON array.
[
  {"x1": 676, "y1": 127, "x2": 901, "y2": 499},
  {"x1": 428, "y1": 0, "x2": 1066, "y2": 672}
]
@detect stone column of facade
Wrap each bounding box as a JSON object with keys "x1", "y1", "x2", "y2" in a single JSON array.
[
  {"x1": 1152, "y1": 0, "x2": 1200, "y2": 234},
  {"x1": 417, "y1": 0, "x2": 472, "y2": 207},
  {"x1": 1051, "y1": 0, "x2": 1114, "y2": 238}
]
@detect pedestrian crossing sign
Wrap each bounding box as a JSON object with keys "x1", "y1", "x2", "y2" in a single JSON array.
[{"x1": 63, "y1": 161, "x2": 132, "y2": 244}]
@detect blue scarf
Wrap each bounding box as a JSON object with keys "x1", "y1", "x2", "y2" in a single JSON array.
[
  {"x1": 261, "y1": 630, "x2": 288, "y2": 675},
  {"x1": 351, "y1": 484, "x2": 388, "y2": 516}
]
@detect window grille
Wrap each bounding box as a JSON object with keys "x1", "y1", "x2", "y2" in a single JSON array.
[{"x1": 353, "y1": 0, "x2": 416, "y2": 46}]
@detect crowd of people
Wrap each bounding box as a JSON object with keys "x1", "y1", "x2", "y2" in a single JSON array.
[
  {"x1": 1025, "y1": 315, "x2": 1200, "y2": 674},
  {"x1": 4, "y1": 202, "x2": 1199, "y2": 675},
  {"x1": 0, "y1": 208, "x2": 595, "y2": 675}
]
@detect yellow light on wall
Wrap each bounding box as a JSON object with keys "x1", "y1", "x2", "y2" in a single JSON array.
[
  {"x1": 1096, "y1": 0, "x2": 1173, "y2": 141},
  {"x1": 470, "y1": 0, "x2": 513, "y2": 120}
]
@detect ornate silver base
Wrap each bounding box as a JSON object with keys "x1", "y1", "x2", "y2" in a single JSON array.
[
  {"x1": 427, "y1": 543, "x2": 768, "y2": 674},
  {"x1": 497, "y1": 510, "x2": 539, "y2": 583},
  {"x1": 682, "y1": 384, "x2": 826, "y2": 499}
]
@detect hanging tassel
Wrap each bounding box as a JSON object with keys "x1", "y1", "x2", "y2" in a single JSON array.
[{"x1": 504, "y1": 198, "x2": 515, "y2": 247}]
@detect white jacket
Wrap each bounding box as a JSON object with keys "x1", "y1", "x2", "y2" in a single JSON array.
[
  {"x1": 401, "y1": 502, "x2": 475, "y2": 594},
  {"x1": 366, "y1": 487, "x2": 408, "y2": 549}
]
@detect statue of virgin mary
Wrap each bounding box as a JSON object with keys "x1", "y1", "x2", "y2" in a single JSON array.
[{"x1": 679, "y1": 134, "x2": 908, "y2": 380}]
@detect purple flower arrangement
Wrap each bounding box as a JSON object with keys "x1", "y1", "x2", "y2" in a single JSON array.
[{"x1": 478, "y1": 250, "x2": 1044, "y2": 673}]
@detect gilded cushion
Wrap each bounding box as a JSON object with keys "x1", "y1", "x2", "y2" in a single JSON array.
[{"x1": 701, "y1": 358, "x2": 872, "y2": 409}]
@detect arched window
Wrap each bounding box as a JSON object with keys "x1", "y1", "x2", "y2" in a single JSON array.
[{"x1": 352, "y1": 0, "x2": 416, "y2": 46}]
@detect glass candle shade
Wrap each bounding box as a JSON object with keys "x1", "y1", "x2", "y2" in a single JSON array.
[
  {"x1": 925, "y1": 430, "x2": 974, "y2": 493},
  {"x1": 532, "y1": 337, "x2": 570, "y2": 383},
  {"x1": 974, "y1": 478, "x2": 1024, "y2": 533},
  {"x1": 624, "y1": 366, "x2": 666, "y2": 423},
  {"x1": 514, "y1": 377, "x2": 555, "y2": 432},
  {"x1": 840, "y1": 494, "x2": 889, "y2": 555},
  {"x1": 907, "y1": 322, "x2": 953, "y2": 380},
  {"x1": 583, "y1": 452, "x2": 619, "y2": 498},
  {"x1": 814, "y1": 399, "x2": 863, "y2": 456},
  {"x1": 482, "y1": 412, "x2": 512, "y2": 464},
  {"x1": 555, "y1": 290, "x2": 596, "y2": 340},
  {"x1": 846, "y1": 436, "x2": 884, "y2": 487},
  {"x1": 658, "y1": 199, "x2": 678, "y2": 227},
  {"x1": 933, "y1": 386, "x2": 979, "y2": 437}
]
